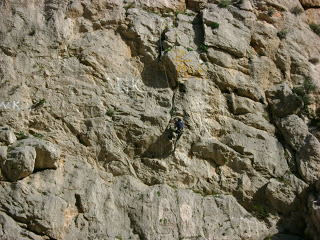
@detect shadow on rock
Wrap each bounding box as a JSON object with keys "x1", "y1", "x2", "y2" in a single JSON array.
[
  {"x1": 141, "y1": 60, "x2": 170, "y2": 89},
  {"x1": 141, "y1": 128, "x2": 174, "y2": 159}
]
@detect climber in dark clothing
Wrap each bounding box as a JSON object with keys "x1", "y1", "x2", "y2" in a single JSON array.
[
  {"x1": 175, "y1": 118, "x2": 184, "y2": 135},
  {"x1": 168, "y1": 117, "x2": 184, "y2": 140}
]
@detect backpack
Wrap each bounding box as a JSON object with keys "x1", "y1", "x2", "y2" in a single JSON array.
[{"x1": 176, "y1": 121, "x2": 184, "y2": 129}]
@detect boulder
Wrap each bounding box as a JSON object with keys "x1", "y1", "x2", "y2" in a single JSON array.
[
  {"x1": 0, "y1": 126, "x2": 17, "y2": 145},
  {"x1": 0, "y1": 212, "x2": 43, "y2": 240},
  {"x1": 250, "y1": 22, "x2": 280, "y2": 57},
  {"x1": 231, "y1": 95, "x2": 265, "y2": 115},
  {"x1": 306, "y1": 8, "x2": 320, "y2": 25},
  {"x1": 276, "y1": 115, "x2": 309, "y2": 150},
  {"x1": 0, "y1": 146, "x2": 7, "y2": 181},
  {"x1": 3, "y1": 146, "x2": 36, "y2": 181},
  {"x1": 265, "y1": 175, "x2": 308, "y2": 214},
  {"x1": 202, "y1": 7, "x2": 251, "y2": 57},
  {"x1": 218, "y1": 117, "x2": 289, "y2": 177},
  {"x1": 17, "y1": 139, "x2": 61, "y2": 170},
  {"x1": 186, "y1": 0, "x2": 207, "y2": 10},
  {"x1": 191, "y1": 137, "x2": 239, "y2": 165},
  {"x1": 162, "y1": 46, "x2": 206, "y2": 87},
  {"x1": 300, "y1": 0, "x2": 320, "y2": 7},
  {"x1": 296, "y1": 134, "x2": 320, "y2": 184},
  {"x1": 266, "y1": 83, "x2": 303, "y2": 118},
  {"x1": 277, "y1": 115, "x2": 320, "y2": 183},
  {"x1": 307, "y1": 192, "x2": 320, "y2": 239},
  {"x1": 235, "y1": 113, "x2": 276, "y2": 133},
  {"x1": 138, "y1": 0, "x2": 186, "y2": 11}
]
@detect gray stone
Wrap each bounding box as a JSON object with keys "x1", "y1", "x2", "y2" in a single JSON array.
[
  {"x1": 0, "y1": 127, "x2": 17, "y2": 145},
  {"x1": 276, "y1": 115, "x2": 309, "y2": 151},
  {"x1": 187, "y1": 0, "x2": 207, "y2": 10},
  {"x1": 192, "y1": 137, "x2": 238, "y2": 165},
  {"x1": 235, "y1": 113, "x2": 276, "y2": 133},
  {"x1": 219, "y1": 117, "x2": 289, "y2": 177},
  {"x1": 17, "y1": 139, "x2": 61, "y2": 170},
  {"x1": 3, "y1": 146, "x2": 36, "y2": 182},
  {"x1": 266, "y1": 84, "x2": 303, "y2": 118},
  {"x1": 300, "y1": 0, "x2": 320, "y2": 7},
  {"x1": 277, "y1": 115, "x2": 320, "y2": 183},
  {"x1": 296, "y1": 134, "x2": 320, "y2": 184},
  {"x1": 203, "y1": 7, "x2": 251, "y2": 57},
  {"x1": 231, "y1": 95, "x2": 265, "y2": 115},
  {"x1": 0, "y1": 146, "x2": 7, "y2": 181},
  {"x1": 266, "y1": 174, "x2": 308, "y2": 214},
  {"x1": 0, "y1": 212, "x2": 43, "y2": 240}
]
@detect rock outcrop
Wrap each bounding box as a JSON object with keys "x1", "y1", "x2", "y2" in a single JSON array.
[{"x1": 0, "y1": 0, "x2": 320, "y2": 239}]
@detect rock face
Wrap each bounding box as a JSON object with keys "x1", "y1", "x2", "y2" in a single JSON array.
[{"x1": 0, "y1": 0, "x2": 320, "y2": 239}]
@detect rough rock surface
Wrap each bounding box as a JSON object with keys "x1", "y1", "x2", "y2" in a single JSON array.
[
  {"x1": 0, "y1": 126, "x2": 17, "y2": 145},
  {"x1": 16, "y1": 138, "x2": 62, "y2": 169},
  {"x1": 277, "y1": 115, "x2": 320, "y2": 184},
  {"x1": 0, "y1": 0, "x2": 320, "y2": 239},
  {"x1": 300, "y1": 0, "x2": 320, "y2": 7},
  {"x1": 3, "y1": 146, "x2": 36, "y2": 182}
]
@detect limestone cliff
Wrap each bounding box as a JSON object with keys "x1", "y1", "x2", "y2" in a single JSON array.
[{"x1": 0, "y1": 0, "x2": 320, "y2": 239}]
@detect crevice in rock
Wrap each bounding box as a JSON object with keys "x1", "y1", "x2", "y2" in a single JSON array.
[
  {"x1": 0, "y1": 210, "x2": 50, "y2": 238},
  {"x1": 192, "y1": 14, "x2": 204, "y2": 49},
  {"x1": 75, "y1": 193, "x2": 84, "y2": 213},
  {"x1": 127, "y1": 211, "x2": 144, "y2": 240}
]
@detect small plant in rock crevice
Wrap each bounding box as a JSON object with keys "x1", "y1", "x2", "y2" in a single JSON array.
[
  {"x1": 28, "y1": 27, "x2": 36, "y2": 36},
  {"x1": 199, "y1": 44, "x2": 208, "y2": 53},
  {"x1": 124, "y1": 2, "x2": 135, "y2": 10},
  {"x1": 309, "y1": 57, "x2": 319, "y2": 65},
  {"x1": 32, "y1": 133, "x2": 44, "y2": 139},
  {"x1": 106, "y1": 109, "x2": 115, "y2": 117},
  {"x1": 32, "y1": 98, "x2": 46, "y2": 109},
  {"x1": 309, "y1": 22, "x2": 320, "y2": 36},
  {"x1": 268, "y1": 7, "x2": 275, "y2": 16},
  {"x1": 14, "y1": 131, "x2": 28, "y2": 140},
  {"x1": 293, "y1": 78, "x2": 317, "y2": 115},
  {"x1": 277, "y1": 30, "x2": 288, "y2": 40},
  {"x1": 175, "y1": 10, "x2": 195, "y2": 17},
  {"x1": 291, "y1": 5, "x2": 303, "y2": 15},
  {"x1": 252, "y1": 204, "x2": 269, "y2": 219},
  {"x1": 211, "y1": 22, "x2": 220, "y2": 29},
  {"x1": 218, "y1": 0, "x2": 231, "y2": 8},
  {"x1": 164, "y1": 47, "x2": 173, "y2": 54},
  {"x1": 167, "y1": 183, "x2": 177, "y2": 189}
]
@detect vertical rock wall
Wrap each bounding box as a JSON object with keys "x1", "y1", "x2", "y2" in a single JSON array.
[{"x1": 0, "y1": 0, "x2": 320, "y2": 239}]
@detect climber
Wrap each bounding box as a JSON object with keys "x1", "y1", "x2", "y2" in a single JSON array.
[
  {"x1": 168, "y1": 117, "x2": 184, "y2": 142},
  {"x1": 175, "y1": 117, "x2": 184, "y2": 136}
]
